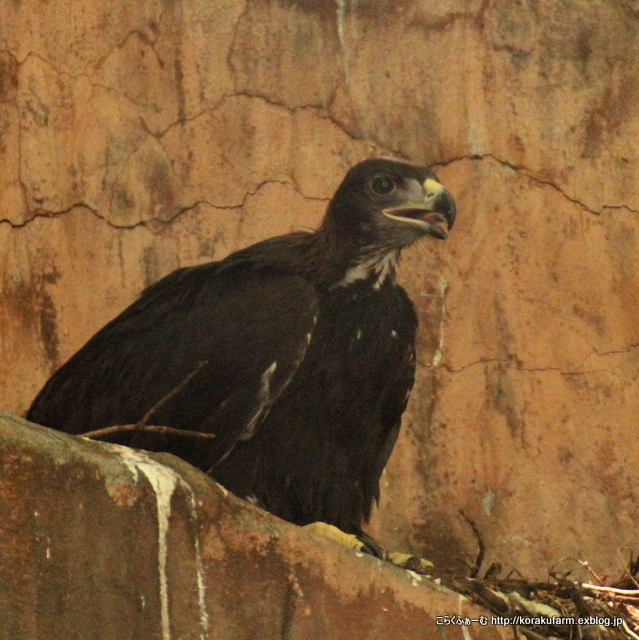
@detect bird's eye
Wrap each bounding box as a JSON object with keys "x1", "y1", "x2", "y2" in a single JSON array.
[{"x1": 370, "y1": 175, "x2": 396, "y2": 196}]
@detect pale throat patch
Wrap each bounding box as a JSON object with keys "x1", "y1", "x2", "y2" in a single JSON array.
[{"x1": 334, "y1": 250, "x2": 399, "y2": 289}]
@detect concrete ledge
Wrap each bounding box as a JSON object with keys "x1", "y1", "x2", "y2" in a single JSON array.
[{"x1": 0, "y1": 411, "x2": 510, "y2": 640}]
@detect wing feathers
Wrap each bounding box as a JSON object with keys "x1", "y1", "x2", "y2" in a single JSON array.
[{"x1": 27, "y1": 264, "x2": 319, "y2": 470}]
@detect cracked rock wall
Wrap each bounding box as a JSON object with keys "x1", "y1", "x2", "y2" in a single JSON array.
[{"x1": 2, "y1": 0, "x2": 639, "y2": 579}]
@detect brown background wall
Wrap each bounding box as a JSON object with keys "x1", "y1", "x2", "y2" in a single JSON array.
[{"x1": 2, "y1": 0, "x2": 639, "y2": 580}]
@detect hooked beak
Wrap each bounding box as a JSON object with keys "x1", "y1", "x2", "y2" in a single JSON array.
[{"x1": 382, "y1": 178, "x2": 456, "y2": 240}]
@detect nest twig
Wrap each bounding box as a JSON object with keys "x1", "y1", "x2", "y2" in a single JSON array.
[{"x1": 438, "y1": 551, "x2": 639, "y2": 640}]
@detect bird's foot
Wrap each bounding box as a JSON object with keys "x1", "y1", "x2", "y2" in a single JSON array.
[
  {"x1": 303, "y1": 522, "x2": 383, "y2": 558},
  {"x1": 302, "y1": 523, "x2": 432, "y2": 571},
  {"x1": 385, "y1": 551, "x2": 434, "y2": 575}
]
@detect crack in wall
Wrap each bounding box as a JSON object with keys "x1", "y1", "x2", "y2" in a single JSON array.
[
  {"x1": 6, "y1": 31, "x2": 639, "y2": 235},
  {"x1": 225, "y1": 0, "x2": 250, "y2": 91},
  {"x1": 5, "y1": 77, "x2": 340, "y2": 231},
  {"x1": 14, "y1": 42, "x2": 639, "y2": 224},
  {"x1": 6, "y1": 43, "x2": 368, "y2": 218},
  {"x1": 0, "y1": 178, "x2": 329, "y2": 233},
  {"x1": 593, "y1": 342, "x2": 639, "y2": 357},
  {"x1": 0, "y1": 202, "x2": 148, "y2": 231},
  {"x1": 444, "y1": 357, "x2": 609, "y2": 376},
  {"x1": 17, "y1": 51, "x2": 170, "y2": 114},
  {"x1": 229, "y1": 89, "x2": 410, "y2": 158},
  {"x1": 16, "y1": 87, "x2": 637, "y2": 226},
  {"x1": 153, "y1": 90, "x2": 378, "y2": 154},
  {"x1": 7, "y1": 99, "x2": 638, "y2": 236},
  {"x1": 445, "y1": 340, "x2": 639, "y2": 376},
  {"x1": 7, "y1": 1, "x2": 639, "y2": 224},
  {"x1": 91, "y1": 22, "x2": 166, "y2": 72},
  {"x1": 433, "y1": 153, "x2": 639, "y2": 217}
]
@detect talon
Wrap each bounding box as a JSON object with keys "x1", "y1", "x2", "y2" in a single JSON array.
[{"x1": 356, "y1": 530, "x2": 384, "y2": 559}]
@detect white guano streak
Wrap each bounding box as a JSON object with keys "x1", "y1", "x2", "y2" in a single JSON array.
[
  {"x1": 431, "y1": 275, "x2": 449, "y2": 368},
  {"x1": 115, "y1": 447, "x2": 209, "y2": 640},
  {"x1": 187, "y1": 491, "x2": 210, "y2": 640},
  {"x1": 336, "y1": 0, "x2": 348, "y2": 82}
]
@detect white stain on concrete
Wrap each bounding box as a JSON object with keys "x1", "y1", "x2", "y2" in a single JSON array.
[
  {"x1": 186, "y1": 491, "x2": 210, "y2": 640},
  {"x1": 407, "y1": 570, "x2": 423, "y2": 587},
  {"x1": 117, "y1": 448, "x2": 177, "y2": 640},
  {"x1": 336, "y1": 0, "x2": 346, "y2": 52},
  {"x1": 483, "y1": 488, "x2": 496, "y2": 517},
  {"x1": 111, "y1": 446, "x2": 209, "y2": 640},
  {"x1": 336, "y1": 0, "x2": 348, "y2": 82},
  {"x1": 431, "y1": 275, "x2": 449, "y2": 368},
  {"x1": 458, "y1": 593, "x2": 474, "y2": 640}
]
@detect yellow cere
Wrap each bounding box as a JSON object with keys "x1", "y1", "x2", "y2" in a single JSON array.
[{"x1": 423, "y1": 178, "x2": 444, "y2": 196}]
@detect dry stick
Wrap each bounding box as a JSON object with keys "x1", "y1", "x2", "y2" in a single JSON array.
[
  {"x1": 81, "y1": 423, "x2": 216, "y2": 440},
  {"x1": 459, "y1": 509, "x2": 485, "y2": 579},
  {"x1": 548, "y1": 556, "x2": 606, "y2": 587},
  {"x1": 581, "y1": 585, "x2": 639, "y2": 597},
  {"x1": 575, "y1": 559, "x2": 606, "y2": 586},
  {"x1": 518, "y1": 628, "x2": 550, "y2": 640},
  {"x1": 622, "y1": 620, "x2": 639, "y2": 640},
  {"x1": 555, "y1": 578, "x2": 598, "y2": 640},
  {"x1": 81, "y1": 360, "x2": 214, "y2": 440},
  {"x1": 616, "y1": 547, "x2": 639, "y2": 590},
  {"x1": 584, "y1": 595, "x2": 639, "y2": 605},
  {"x1": 138, "y1": 359, "x2": 210, "y2": 425}
]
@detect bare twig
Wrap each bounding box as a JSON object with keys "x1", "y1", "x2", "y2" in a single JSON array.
[
  {"x1": 448, "y1": 549, "x2": 639, "y2": 640},
  {"x1": 587, "y1": 596, "x2": 639, "y2": 605},
  {"x1": 549, "y1": 556, "x2": 604, "y2": 584},
  {"x1": 519, "y1": 628, "x2": 551, "y2": 640},
  {"x1": 81, "y1": 423, "x2": 216, "y2": 440},
  {"x1": 138, "y1": 360, "x2": 209, "y2": 425},
  {"x1": 459, "y1": 509, "x2": 485, "y2": 579},
  {"x1": 582, "y1": 585, "x2": 639, "y2": 597},
  {"x1": 616, "y1": 549, "x2": 639, "y2": 590},
  {"x1": 577, "y1": 559, "x2": 606, "y2": 586},
  {"x1": 621, "y1": 620, "x2": 639, "y2": 640},
  {"x1": 80, "y1": 360, "x2": 212, "y2": 440}
]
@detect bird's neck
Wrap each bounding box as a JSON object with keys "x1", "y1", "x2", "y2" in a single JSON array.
[
  {"x1": 230, "y1": 227, "x2": 399, "y2": 290},
  {"x1": 308, "y1": 226, "x2": 400, "y2": 290}
]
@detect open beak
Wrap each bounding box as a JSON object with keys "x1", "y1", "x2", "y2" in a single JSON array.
[{"x1": 382, "y1": 178, "x2": 456, "y2": 240}]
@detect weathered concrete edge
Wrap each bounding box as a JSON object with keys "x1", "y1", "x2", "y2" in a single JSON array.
[{"x1": 0, "y1": 410, "x2": 512, "y2": 640}]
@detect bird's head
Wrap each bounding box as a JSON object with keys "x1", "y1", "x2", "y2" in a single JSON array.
[{"x1": 324, "y1": 157, "x2": 456, "y2": 250}]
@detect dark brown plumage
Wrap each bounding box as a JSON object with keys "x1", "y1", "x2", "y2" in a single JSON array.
[{"x1": 27, "y1": 157, "x2": 456, "y2": 544}]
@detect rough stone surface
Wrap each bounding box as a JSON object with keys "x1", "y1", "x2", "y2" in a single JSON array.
[
  {"x1": 1, "y1": 0, "x2": 639, "y2": 582},
  {"x1": 0, "y1": 412, "x2": 509, "y2": 640}
]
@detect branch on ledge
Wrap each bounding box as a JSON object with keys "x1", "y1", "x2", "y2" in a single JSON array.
[
  {"x1": 80, "y1": 360, "x2": 213, "y2": 441},
  {"x1": 81, "y1": 423, "x2": 216, "y2": 440}
]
